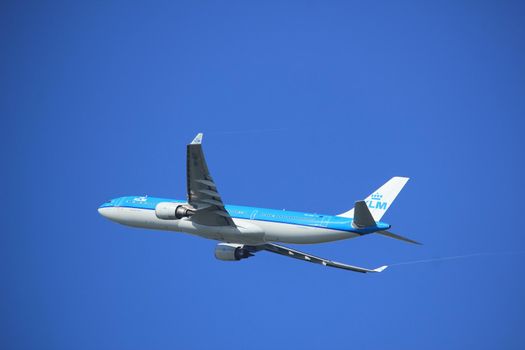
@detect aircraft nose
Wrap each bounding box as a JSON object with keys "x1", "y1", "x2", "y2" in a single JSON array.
[
  {"x1": 98, "y1": 201, "x2": 114, "y2": 219},
  {"x1": 98, "y1": 206, "x2": 109, "y2": 218}
]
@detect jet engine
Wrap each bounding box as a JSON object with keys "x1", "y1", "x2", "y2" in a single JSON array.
[
  {"x1": 214, "y1": 243, "x2": 254, "y2": 261},
  {"x1": 155, "y1": 202, "x2": 195, "y2": 220}
]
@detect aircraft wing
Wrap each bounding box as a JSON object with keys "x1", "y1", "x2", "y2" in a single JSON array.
[
  {"x1": 186, "y1": 133, "x2": 235, "y2": 226},
  {"x1": 259, "y1": 243, "x2": 387, "y2": 273}
]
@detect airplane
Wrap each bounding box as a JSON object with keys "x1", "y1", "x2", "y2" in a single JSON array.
[{"x1": 98, "y1": 133, "x2": 420, "y2": 273}]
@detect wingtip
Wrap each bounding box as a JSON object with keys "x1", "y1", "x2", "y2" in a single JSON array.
[
  {"x1": 393, "y1": 176, "x2": 410, "y2": 182},
  {"x1": 191, "y1": 133, "x2": 203, "y2": 145},
  {"x1": 373, "y1": 265, "x2": 388, "y2": 273}
]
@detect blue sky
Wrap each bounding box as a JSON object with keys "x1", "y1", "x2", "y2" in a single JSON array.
[{"x1": 2, "y1": 1, "x2": 525, "y2": 349}]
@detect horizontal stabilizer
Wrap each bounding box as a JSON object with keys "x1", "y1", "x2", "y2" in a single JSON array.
[
  {"x1": 353, "y1": 200, "x2": 376, "y2": 228},
  {"x1": 376, "y1": 230, "x2": 422, "y2": 245}
]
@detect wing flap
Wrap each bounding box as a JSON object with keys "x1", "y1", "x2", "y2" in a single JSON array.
[
  {"x1": 194, "y1": 179, "x2": 217, "y2": 188},
  {"x1": 198, "y1": 189, "x2": 222, "y2": 198}
]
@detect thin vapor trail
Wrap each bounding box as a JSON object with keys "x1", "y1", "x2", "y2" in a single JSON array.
[
  {"x1": 206, "y1": 128, "x2": 288, "y2": 135},
  {"x1": 390, "y1": 251, "x2": 525, "y2": 267}
]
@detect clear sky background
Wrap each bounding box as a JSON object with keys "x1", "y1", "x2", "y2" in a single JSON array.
[{"x1": 2, "y1": 1, "x2": 525, "y2": 349}]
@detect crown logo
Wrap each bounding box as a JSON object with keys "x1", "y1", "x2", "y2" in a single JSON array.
[{"x1": 371, "y1": 193, "x2": 382, "y2": 201}]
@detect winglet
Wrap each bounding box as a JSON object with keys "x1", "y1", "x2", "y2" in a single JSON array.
[
  {"x1": 191, "y1": 133, "x2": 203, "y2": 145},
  {"x1": 373, "y1": 265, "x2": 388, "y2": 273}
]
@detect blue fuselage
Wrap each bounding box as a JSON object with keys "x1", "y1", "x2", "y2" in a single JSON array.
[{"x1": 99, "y1": 195, "x2": 391, "y2": 235}]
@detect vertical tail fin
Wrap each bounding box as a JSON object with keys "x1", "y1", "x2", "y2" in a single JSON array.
[{"x1": 338, "y1": 177, "x2": 409, "y2": 221}]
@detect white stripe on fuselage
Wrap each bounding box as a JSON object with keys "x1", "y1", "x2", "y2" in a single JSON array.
[{"x1": 98, "y1": 207, "x2": 360, "y2": 245}]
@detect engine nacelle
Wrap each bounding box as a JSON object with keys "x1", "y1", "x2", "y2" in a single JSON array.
[
  {"x1": 214, "y1": 243, "x2": 254, "y2": 261},
  {"x1": 155, "y1": 202, "x2": 195, "y2": 220}
]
